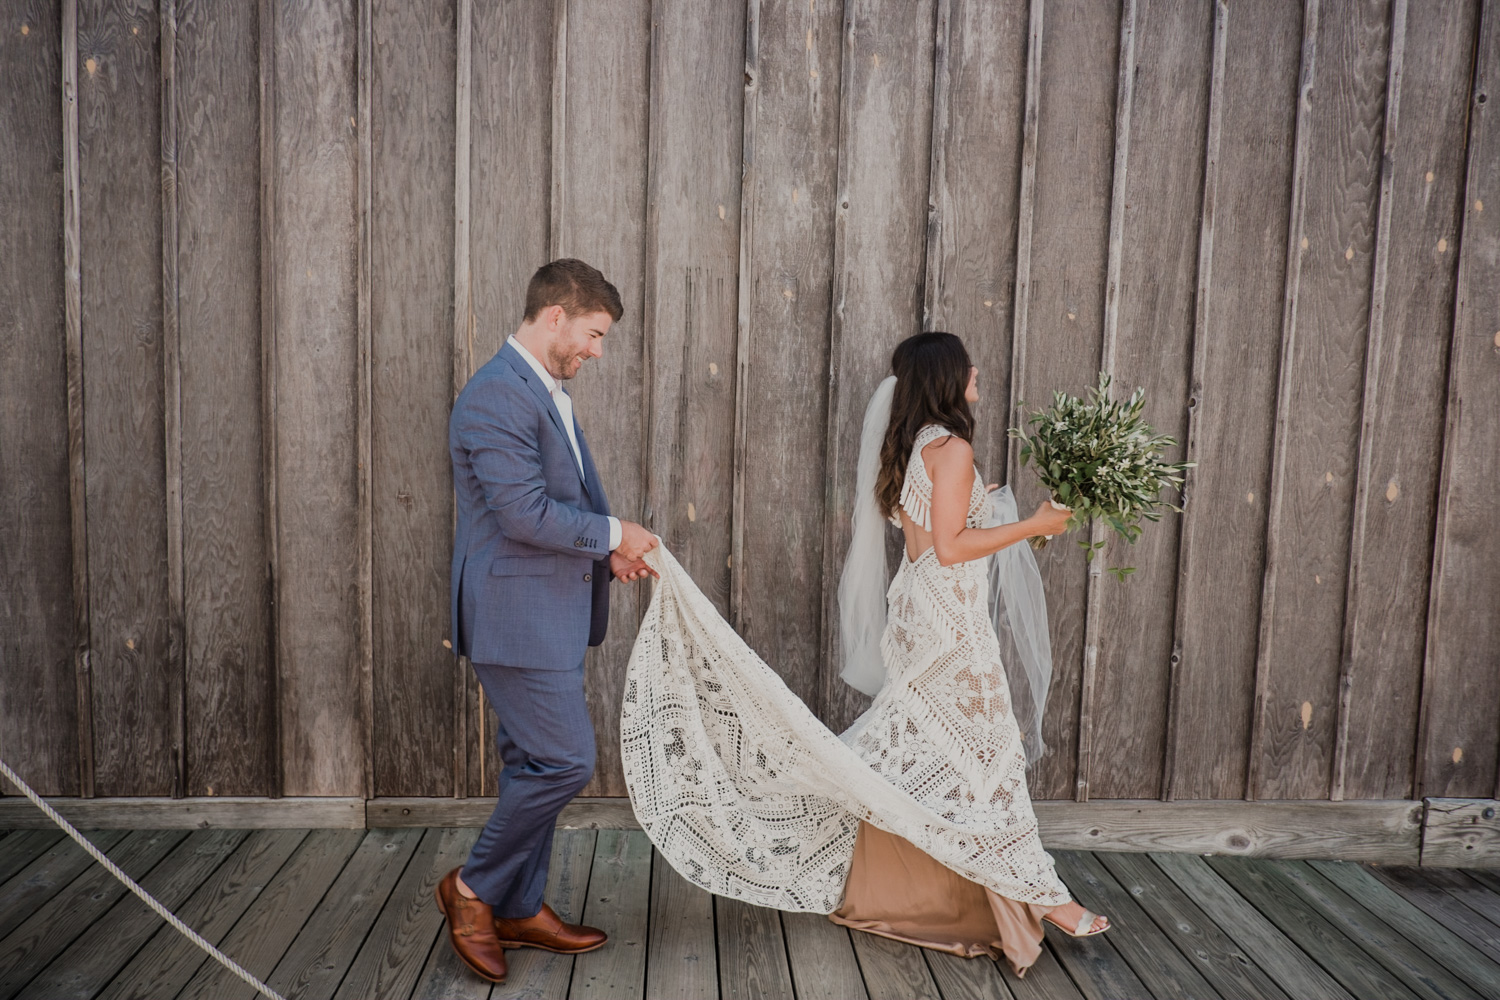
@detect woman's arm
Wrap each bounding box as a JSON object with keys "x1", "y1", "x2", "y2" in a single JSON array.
[{"x1": 926, "y1": 437, "x2": 1072, "y2": 566}]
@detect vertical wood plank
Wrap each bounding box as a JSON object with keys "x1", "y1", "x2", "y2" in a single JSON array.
[
  {"x1": 1005, "y1": 0, "x2": 1120, "y2": 799},
  {"x1": 257, "y1": 0, "x2": 281, "y2": 799},
  {"x1": 717, "y1": 895, "x2": 794, "y2": 1000},
  {"x1": 78, "y1": 0, "x2": 173, "y2": 796},
  {"x1": 647, "y1": 850, "x2": 716, "y2": 1000},
  {"x1": 570, "y1": 829, "x2": 651, "y2": 999},
  {"x1": 819, "y1": 0, "x2": 940, "y2": 736},
  {"x1": 1250, "y1": 0, "x2": 1393, "y2": 800},
  {"x1": 176, "y1": 0, "x2": 272, "y2": 797},
  {"x1": 0, "y1": 0, "x2": 79, "y2": 796},
  {"x1": 272, "y1": 0, "x2": 364, "y2": 796},
  {"x1": 1165, "y1": 0, "x2": 1302, "y2": 801},
  {"x1": 641, "y1": 0, "x2": 745, "y2": 614},
  {"x1": 922, "y1": 0, "x2": 1029, "y2": 508},
  {"x1": 1334, "y1": 0, "x2": 1476, "y2": 800},
  {"x1": 1088, "y1": 0, "x2": 1213, "y2": 800},
  {"x1": 449, "y1": 0, "x2": 472, "y2": 800},
  {"x1": 160, "y1": 0, "x2": 185, "y2": 800},
  {"x1": 369, "y1": 0, "x2": 457, "y2": 797},
  {"x1": 63, "y1": 0, "x2": 96, "y2": 800},
  {"x1": 555, "y1": 0, "x2": 653, "y2": 796},
  {"x1": 1419, "y1": 0, "x2": 1500, "y2": 799},
  {"x1": 356, "y1": 0, "x2": 375, "y2": 801},
  {"x1": 1072, "y1": 0, "x2": 1136, "y2": 803},
  {"x1": 729, "y1": 0, "x2": 843, "y2": 713},
  {"x1": 1163, "y1": 0, "x2": 1229, "y2": 803}
]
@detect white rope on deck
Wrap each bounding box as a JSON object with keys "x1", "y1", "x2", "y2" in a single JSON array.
[{"x1": 0, "y1": 755, "x2": 287, "y2": 1000}]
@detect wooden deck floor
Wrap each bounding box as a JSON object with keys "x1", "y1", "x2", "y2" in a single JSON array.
[{"x1": 0, "y1": 826, "x2": 1498, "y2": 1000}]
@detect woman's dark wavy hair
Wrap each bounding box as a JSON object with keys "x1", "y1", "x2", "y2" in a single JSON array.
[{"x1": 875, "y1": 332, "x2": 975, "y2": 520}]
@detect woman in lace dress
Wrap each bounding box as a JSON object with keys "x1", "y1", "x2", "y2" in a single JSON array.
[
  {"x1": 619, "y1": 332, "x2": 1109, "y2": 980},
  {"x1": 828, "y1": 332, "x2": 1108, "y2": 974}
]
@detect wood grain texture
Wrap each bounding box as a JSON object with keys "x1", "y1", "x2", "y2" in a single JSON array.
[
  {"x1": 1251, "y1": 0, "x2": 1393, "y2": 800},
  {"x1": 176, "y1": 827, "x2": 365, "y2": 999},
  {"x1": 18, "y1": 827, "x2": 246, "y2": 1000},
  {"x1": 923, "y1": 949, "x2": 1019, "y2": 1000},
  {"x1": 647, "y1": 849, "x2": 716, "y2": 1000},
  {"x1": 1005, "y1": 0, "x2": 1119, "y2": 799},
  {"x1": 1370, "y1": 866, "x2": 1500, "y2": 965},
  {"x1": 261, "y1": 827, "x2": 420, "y2": 1000},
  {"x1": 369, "y1": 0, "x2": 457, "y2": 798},
  {"x1": 1035, "y1": 798, "x2": 1421, "y2": 862},
  {"x1": 0, "y1": 795, "x2": 364, "y2": 829},
  {"x1": 0, "y1": 829, "x2": 186, "y2": 994},
  {"x1": 77, "y1": 0, "x2": 172, "y2": 797},
  {"x1": 716, "y1": 895, "x2": 795, "y2": 1000},
  {"x1": 1150, "y1": 852, "x2": 1355, "y2": 1000},
  {"x1": 160, "y1": 0, "x2": 185, "y2": 801},
  {"x1": 0, "y1": 833, "x2": 62, "y2": 887},
  {"x1": 175, "y1": 0, "x2": 273, "y2": 797},
  {"x1": 1087, "y1": 0, "x2": 1212, "y2": 800},
  {"x1": 553, "y1": 0, "x2": 653, "y2": 798},
  {"x1": 922, "y1": 0, "x2": 1027, "y2": 479},
  {"x1": 97, "y1": 829, "x2": 308, "y2": 1000},
  {"x1": 846, "y1": 931, "x2": 940, "y2": 1000},
  {"x1": 1310, "y1": 859, "x2": 1500, "y2": 997},
  {"x1": 730, "y1": 0, "x2": 843, "y2": 715},
  {"x1": 63, "y1": 0, "x2": 95, "y2": 800},
  {"x1": 1204, "y1": 854, "x2": 1420, "y2": 1000},
  {"x1": 1098, "y1": 850, "x2": 1293, "y2": 1000},
  {"x1": 1419, "y1": 0, "x2": 1500, "y2": 800},
  {"x1": 0, "y1": 830, "x2": 128, "y2": 942},
  {"x1": 333, "y1": 827, "x2": 472, "y2": 1000},
  {"x1": 780, "y1": 911, "x2": 867, "y2": 1000},
  {"x1": 1167, "y1": 0, "x2": 1302, "y2": 800},
  {"x1": 1421, "y1": 798, "x2": 1500, "y2": 868},
  {"x1": 1334, "y1": 0, "x2": 1476, "y2": 802},
  {"x1": 1053, "y1": 851, "x2": 1222, "y2": 1000},
  {"x1": 1263, "y1": 858, "x2": 1478, "y2": 1000},
  {"x1": 0, "y1": 0, "x2": 78, "y2": 798},
  {"x1": 570, "y1": 829, "x2": 651, "y2": 999},
  {"x1": 641, "y1": 0, "x2": 745, "y2": 619},
  {"x1": 271, "y1": 0, "x2": 363, "y2": 797},
  {"x1": 819, "y1": 0, "x2": 939, "y2": 736}
]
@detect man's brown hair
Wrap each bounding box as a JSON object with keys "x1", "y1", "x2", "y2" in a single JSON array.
[{"x1": 523, "y1": 258, "x2": 624, "y2": 323}]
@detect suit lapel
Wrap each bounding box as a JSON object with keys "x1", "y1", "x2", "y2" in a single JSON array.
[{"x1": 500, "y1": 343, "x2": 586, "y2": 486}]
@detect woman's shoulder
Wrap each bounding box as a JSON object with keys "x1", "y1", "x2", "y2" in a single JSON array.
[{"x1": 917, "y1": 425, "x2": 972, "y2": 472}]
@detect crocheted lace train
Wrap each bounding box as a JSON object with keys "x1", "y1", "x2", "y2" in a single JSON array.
[{"x1": 621, "y1": 426, "x2": 1069, "y2": 913}]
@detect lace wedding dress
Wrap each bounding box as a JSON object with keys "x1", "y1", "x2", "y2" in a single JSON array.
[{"x1": 620, "y1": 424, "x2": 1069, "y2": 916}]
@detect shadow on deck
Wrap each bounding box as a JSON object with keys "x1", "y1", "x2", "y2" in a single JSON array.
[{"x1": 0, "y1": 825, "x2": 1498, "y2": 999}]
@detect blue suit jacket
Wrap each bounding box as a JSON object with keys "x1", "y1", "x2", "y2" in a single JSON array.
[{"x1": 449, "y1": 343, "x2": 613, "y2": 669}]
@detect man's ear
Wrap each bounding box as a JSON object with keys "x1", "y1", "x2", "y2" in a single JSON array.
[{"x1": 547, "y1": 304, "x2": 566, "y2": 331}]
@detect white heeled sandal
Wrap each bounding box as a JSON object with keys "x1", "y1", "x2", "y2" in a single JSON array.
[{"x1": 1043, "y1": 908, "x2": 1110, "y2": 937}]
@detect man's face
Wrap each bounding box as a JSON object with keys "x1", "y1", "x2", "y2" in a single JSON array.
[{"x1": 545, "y1": 308, "x2": 612, "y2": 380}]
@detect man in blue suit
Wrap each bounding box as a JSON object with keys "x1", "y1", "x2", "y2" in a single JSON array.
[{"x1": 435, "y1": 259, "x2": 657, "y2": 985}]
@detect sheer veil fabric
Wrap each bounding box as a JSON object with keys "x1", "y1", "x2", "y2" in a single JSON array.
[{"x1": 620, "y1": 378, "x2": 1068, "y2": 916}]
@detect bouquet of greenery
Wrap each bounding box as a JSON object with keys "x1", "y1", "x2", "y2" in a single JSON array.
[{"x1": 1009, "y1": 372, "x2": 1192, "y2": 581}]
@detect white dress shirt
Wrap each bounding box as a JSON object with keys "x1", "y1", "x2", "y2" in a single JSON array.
[{"x1": 508, "y1": 335, "x2": 622, "y2": 552}]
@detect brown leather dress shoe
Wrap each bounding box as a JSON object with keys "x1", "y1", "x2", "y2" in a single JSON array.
[
  {"x1": 493, "y1": 902, "x2": 608, "y2": 954},
  {"x1": 435, "y1": 868, "x2": 508, "y2": 983}
]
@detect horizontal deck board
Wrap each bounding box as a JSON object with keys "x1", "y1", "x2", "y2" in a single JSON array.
[{"x1": 0, "y1": 829, "x2": 1494, "y2": 1000}]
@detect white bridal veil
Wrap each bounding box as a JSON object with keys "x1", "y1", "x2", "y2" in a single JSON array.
[{"x1": 836, "y1": 375, "x2": 1054, "y2": 763}]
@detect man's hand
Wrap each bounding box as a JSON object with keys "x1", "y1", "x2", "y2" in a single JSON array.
[
  {"x1": 610, "y1": 551, "x2": 657, "y2": 582},
  {"x1": 615, "y1": 520, "x2": 658, "y2": 561}
]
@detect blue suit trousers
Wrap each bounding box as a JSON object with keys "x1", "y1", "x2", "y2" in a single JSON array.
[{"x1": 460, "y1": 660, "x2": 595, "y2": 918}]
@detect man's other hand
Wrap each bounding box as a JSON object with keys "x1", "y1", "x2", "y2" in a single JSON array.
[
  {"x1": 615, "y1": 520, "x2": 658, "y2": 561},
  {"x1": 610, "y1": 551, "x2": 657, "y2": 582}
]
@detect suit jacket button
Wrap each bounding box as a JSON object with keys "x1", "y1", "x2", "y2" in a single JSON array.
[{"x1": 583, "y1": 573, "x2": 592, "y2": 582}]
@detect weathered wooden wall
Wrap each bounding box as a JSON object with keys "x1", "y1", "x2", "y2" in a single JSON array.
[{"x1": 2, "y1": 0, "x2": 1496, "y2": 803}]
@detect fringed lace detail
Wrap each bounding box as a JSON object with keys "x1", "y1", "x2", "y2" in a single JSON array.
[{"x1": 890, "y1": 425, "x2": 991, "y2": 531}]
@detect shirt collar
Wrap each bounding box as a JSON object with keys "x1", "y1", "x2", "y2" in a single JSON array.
[{"x1": 507, "y1": 335, "x2": 560, "y2": 395}]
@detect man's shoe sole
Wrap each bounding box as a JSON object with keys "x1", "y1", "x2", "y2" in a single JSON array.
[{"x1": 496, "y1": 937, "x2": 608, "y2": 955}]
